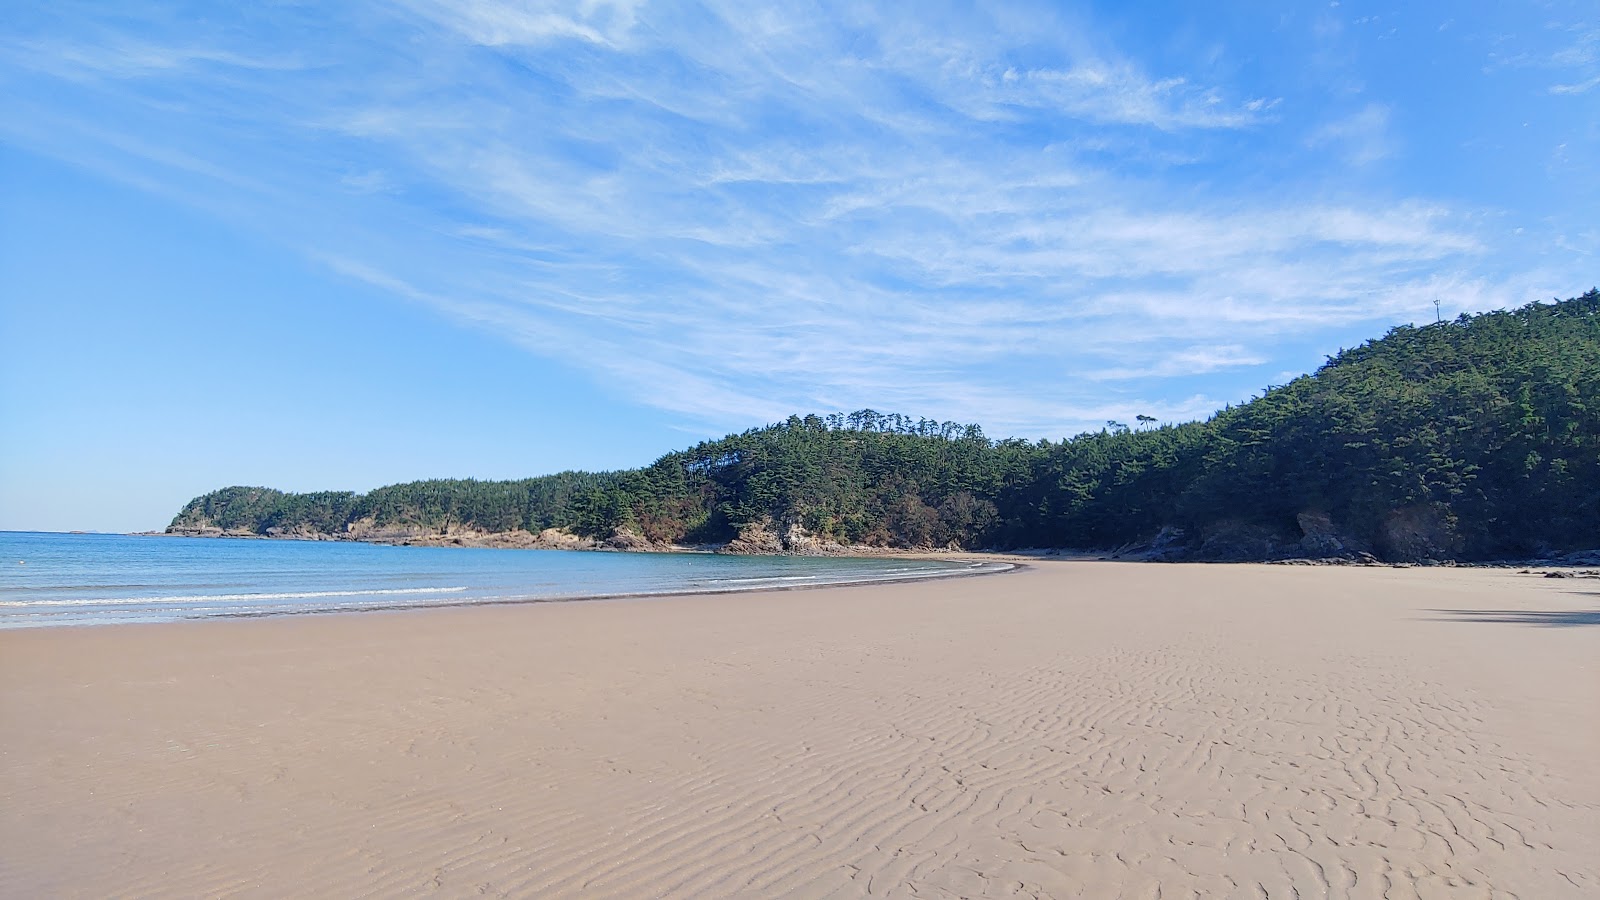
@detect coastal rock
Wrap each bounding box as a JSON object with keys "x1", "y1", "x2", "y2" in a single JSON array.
[
  {"x1": 1193, "y1": 520, "x2": 1286, "y2": 562},
  {"x1": 265, "y1": 524, "x2": 340, "y2": 541},
  {"x1": 719, "y1": 519, "x2": 849, "y2": 555},
  {"x1": 1378, "y1": 504, "x2": 1462, "y2": 562},
  {"x1": 1286, "y1": 509, "x2": 1363, "y2": 557},
  {"x1": 531, "y1": 528, "x2": 598, "y2": 551},
  {"x1": 453, "y1": 529, "x2": 557, "y2": 549},
  {"x1": 333, "y1": 517, "x2": 590, "y2": 549},
  {"x1": 343, "y1": 518, "x2": 433, "y2": 543},
  {"x1": 1152, "y1": 525, "x2": 1189, "y2": 560},
  {"x1": 1112, "y1": 526, "x2": 1188, "y2": 561},
  {"x1": 723, "y1": 520, "x2": 786, "y2": 554},
  {"x1": 475, "y1": 530, "x2": 539, "y2": 549},
  {"x1": 780, "y1": 523, "x2": 852, "y2": 556},
  {"x1": 604, "y1": 527, "x2": 655, "y2": 551},
  {"x1": 782, "y1": 523, "x2": 825, "y2": 554},
  {"x1": 1296, "y1": 511, "x2": 1354, "y2": 558},
  {"x1": 165, "y1": 525, "x2": 226, "y2": 537},
  {"x1": 401, "y1": 527, "x2": 606, "y2": 551}
]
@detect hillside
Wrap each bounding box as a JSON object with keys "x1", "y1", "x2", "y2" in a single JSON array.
[{"x1": 170, "y1": 291, "x2": 1600, "y2": 562}]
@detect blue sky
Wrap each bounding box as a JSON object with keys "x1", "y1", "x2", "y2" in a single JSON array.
[{"x1": 2, "y1": 1, "x2": 1596, "y2": 532}]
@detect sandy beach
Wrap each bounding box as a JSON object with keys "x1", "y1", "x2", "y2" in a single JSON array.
[{"x1": 2, "y1": 562, "x2": 1595, "y2": 898}]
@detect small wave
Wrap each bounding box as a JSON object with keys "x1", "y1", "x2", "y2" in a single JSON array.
[
  {"x1": 703, "y1": 575, "x2": 821, "y2": 585},
  {"x1": 0, "y1": 586, "x2": 471, "y2": 608}
]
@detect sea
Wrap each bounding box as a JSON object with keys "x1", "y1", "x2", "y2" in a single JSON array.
[{"x1": 0, "y1": 532, "x2": 1011, "y2": 629}]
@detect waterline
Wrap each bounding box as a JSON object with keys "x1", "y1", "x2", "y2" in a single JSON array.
[{"x1": 0, "y1": 532, "x2": 1012, "y2": 628}]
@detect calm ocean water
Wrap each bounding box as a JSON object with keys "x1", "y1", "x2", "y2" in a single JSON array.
[{"x1": 0, "y1": 532, "x2": 1010, "y2": 628}]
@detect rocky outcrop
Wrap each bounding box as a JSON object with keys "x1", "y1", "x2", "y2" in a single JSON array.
[
  {"x1": 780, "y1": 522, "x2": 847, "y2": 555},
  {"x1": 414, "y1": 528, "x2": 604, "y2": 550},
  {"x1": 1296, "y1": 511, "x2": 1347, "y2": 557},
  {"x1": 1108, "y1": 526, "x2": 1188, "y2": 561},
  {"x1": 531, "y1": 528, "x2": 599, "y2": 550},
  {"x1": 602, "y1": 527, "x2": 656, "y2": 551},
  {"x1": 1192, "y1": 520, "x2": 1286, "y2": 562},
  {"x1": 1378, "y1": 504, "x2": 1462, "y2": 562},
  {"x1": 720, "y1": 518, "x2": 849, "y2": 556},
  {"x1": 1113, "y1": 511, "x2": 1379, "y2": 563},
  {"x1": 722, "y1": 520, "x2": 785, "y2": 554},
  {"x1": 263, "y1": 524, "x2": 344, "y2": 541},
  {"x1": 165, "y1": 525, "x2": 265, "y2": 539},
  {"x1": 342, "y1": 518, "x2": 471, "y2": 544},
  {"x1": 400, "y1": 527, "x2": 606, "y2": 550},
  {"x1": 1292, "y1": 511, "x2": 1380, "y2": 561}
]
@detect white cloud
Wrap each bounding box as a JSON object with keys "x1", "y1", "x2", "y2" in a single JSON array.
[
  {"x1": 1086, "y1": 346, "x2": 1268, "y2": 382},
  {"x1": 1549, "y1": 25, "x2": 1598, "y2": 69},
  {"x1": 1550, "y1": 74, "x2": 1600, "y2": 94},
  {"x1": 1306, "y1": 103, "x2": 1394, "y2": 165},
  {"x1": 1484, "y1": 20, "x2": 1599, "y2": 94},
  {"x1": 0, "y1": 35, "x2": 300, "y2": 81},
  {"x1": 0, "y1": 2, "x2": 1572, "y2": 438},
  {"x1": 955, "y1": 60, "x2": 1263, "y2": 129},
  {"x1": 406, "y1": 0, "x2": 648, "y2": 47}
]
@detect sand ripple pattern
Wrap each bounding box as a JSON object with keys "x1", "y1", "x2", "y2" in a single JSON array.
[{"x1": 2, "y1": 564, "x2": 1596, "y2": 898}]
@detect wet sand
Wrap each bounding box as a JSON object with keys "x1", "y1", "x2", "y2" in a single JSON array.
[{"x1": 2, "y1": 562, "x2": 1596, "y2": 898}]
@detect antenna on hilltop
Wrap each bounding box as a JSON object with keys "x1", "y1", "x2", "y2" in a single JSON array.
[{"x1": 1433, "y1": 298, "x2": 1442, "y2": 324}]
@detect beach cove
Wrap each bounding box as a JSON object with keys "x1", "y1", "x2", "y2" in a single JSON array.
[{"x1": 2, "y1": 561, "x2": 1595, "y2": 897}]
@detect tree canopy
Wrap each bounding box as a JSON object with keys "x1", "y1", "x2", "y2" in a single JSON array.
[{"x1": 171, "y1": 291, "x2": 1600, "y2": 562}]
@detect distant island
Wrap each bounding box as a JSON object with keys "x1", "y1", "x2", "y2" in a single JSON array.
[{"x1": 170, "y1": 291, "x2": 1600, "y2": 563}]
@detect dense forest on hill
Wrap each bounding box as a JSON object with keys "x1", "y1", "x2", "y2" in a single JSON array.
[{"x1": 171, "y1": 291, "x2": 1600, "y2": 561}]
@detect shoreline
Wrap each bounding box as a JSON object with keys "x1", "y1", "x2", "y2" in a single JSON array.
[
  {"x1": 0, "y1": 534, "x2": 1029, "y2": 630},
  {"x1": 12, "y1": 558, "x2": 1027, "y2": 631}
]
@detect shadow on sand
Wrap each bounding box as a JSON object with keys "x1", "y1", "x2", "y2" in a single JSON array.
[{"x1": 1430, "y1": 596, "x2": 1600, "y2": 627}]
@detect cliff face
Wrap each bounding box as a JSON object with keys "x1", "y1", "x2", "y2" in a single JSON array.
[
  {"x1": 169, "y1": 513, "x2": 914, "y2": 554},
  {"x1": 166, "y1": 514, "x2": 898, "y2": 557},
  {"x1": 165, "y1": 518, "x2": 709, "y2": 553},
  {"x1": 166, "y1": 518, "x2": 593, "y2": 549}
]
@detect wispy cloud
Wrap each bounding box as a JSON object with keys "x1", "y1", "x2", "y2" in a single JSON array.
[
  {"x1": 1086, "y1": 346, "x2": 1267, "y2": 382},
  {"x1": 1545, "y1": 24, "x2": 1599, "y2": 93},
  {"x1": 1549, "y1": 25, "x2": 1598, "y2": 68},
  {"x1": 404, "y1": 0, "x2": 648, "y2": 48},
  {"x1": 1, "y1": 34, "x2": 301, "y2": 80},
  {"x1": 0, "y1": 2, "x2": 1573, "y2": 437},
  {"x1": 1307, "y1": 103, "x2": 1394, "y2": 165},
  {"x1": 1550, "y1": 74, "x2": 1600, "y2": 94},
  {"x1": 1484, "y1": 19, "x2": 1599, "y2": 94}
]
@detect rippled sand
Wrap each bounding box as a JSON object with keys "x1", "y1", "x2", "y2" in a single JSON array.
[{"x1": 2, "y1": 562, "x2": 1596, "y2": 898}]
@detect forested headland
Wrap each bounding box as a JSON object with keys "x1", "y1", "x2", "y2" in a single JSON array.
[{"x1": 169, "y1": 291, "x2": 1600, "y2": 562}]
